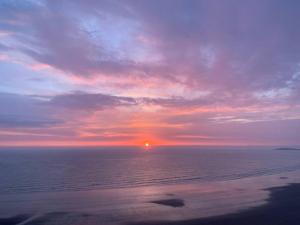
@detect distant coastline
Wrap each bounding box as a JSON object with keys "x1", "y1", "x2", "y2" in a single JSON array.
[{"x1": 275, "y1": 147, "x2": 300, "y2": 151}]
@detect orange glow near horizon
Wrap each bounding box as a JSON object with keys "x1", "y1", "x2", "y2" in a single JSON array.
[{"x1": 144, "y1": 142, "x2": 150, "y2": 148}]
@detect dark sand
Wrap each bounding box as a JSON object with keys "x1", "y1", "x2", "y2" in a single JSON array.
[
  {"x1": 0, "y1": 214, "x2": 30, "y2": 225},
  {"x1": 128, "y1": 183, "x2": 300, "y2": 225},
  {"x1": 150, "y1": 199, "x2": 185, "y2": 207},
  {"x1": 2, "y1": 183, "x2": 300, "y2": 225}
]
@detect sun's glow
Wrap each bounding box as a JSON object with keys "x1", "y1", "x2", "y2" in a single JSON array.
[{"x1": 144, "y1": 142, "x2": 150, "y2": 147}]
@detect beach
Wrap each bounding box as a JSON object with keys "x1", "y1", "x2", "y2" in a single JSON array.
[
  {"x1": 129, "y1": 183, "x2": 300, "y2": 225},
  {"x1": 1, "y1": 170, "x2": 300, "y2": 225},
  {"x1": 1, "y1": 148, "x2": 300, "y2": 225}
]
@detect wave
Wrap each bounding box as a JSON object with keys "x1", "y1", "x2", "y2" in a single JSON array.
[{"x1": 2, "y1": 163, "x2": 300, "y2": 195}]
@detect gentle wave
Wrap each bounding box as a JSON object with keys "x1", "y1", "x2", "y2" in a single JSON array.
[
  {"x1": 1, "y1": 148, "x2": 300, "y2": 195},
  {"x1": 2, "y1": 163, "x2": 300, "y2": 195}
]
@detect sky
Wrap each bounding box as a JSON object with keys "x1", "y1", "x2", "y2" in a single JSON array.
[{"x1": 0, "y1": 0, "x2": 300, "y2": 147}]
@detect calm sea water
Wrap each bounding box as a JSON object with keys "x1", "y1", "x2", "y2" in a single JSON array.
[{"x1": 1, "y1": 147, "x2": 300, "y2": 195}]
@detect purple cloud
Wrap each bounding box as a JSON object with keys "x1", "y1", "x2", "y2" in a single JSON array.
[
  {"x1": 0, "y1": 91, "x2": 137, "y2": 128},
  {"x1": 48, "y1": 92, "x2": 137, "y2": 110},
  {"x1": 0, "y1": 93, "x2": 60, "y2": 128}
]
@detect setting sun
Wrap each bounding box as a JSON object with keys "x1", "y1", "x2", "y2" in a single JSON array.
[{"x1": 144, "y1": 142, "x2": 150, "y2": 148}]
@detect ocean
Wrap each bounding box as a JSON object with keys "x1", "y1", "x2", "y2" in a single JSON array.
[{"x1": 1, "y1": 146, "x2": 300, "y2": 194}]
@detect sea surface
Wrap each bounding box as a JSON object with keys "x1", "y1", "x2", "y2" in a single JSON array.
[{"x1": 1, "y1": 146, "x2": 300, "y2": 195}]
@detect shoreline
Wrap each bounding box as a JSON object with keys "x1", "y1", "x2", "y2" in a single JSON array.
[
  {"x1": 1, "y1": 182, "x2": 300, "y2": 225},
  {"x1": 128, "y1": 183, "x2": 300, "y2": 225}
]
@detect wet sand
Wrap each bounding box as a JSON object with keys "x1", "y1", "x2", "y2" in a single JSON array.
[
  {"x1": 149, "y1": 199, "x2": 185, "y2": 207},
  {"x1": 1, "y1": 183, "x2": 300, "y2": 225},
  {"x1": 0, "y1": 214, "x2": 30, "y2": 225},
  {"x1": 128, "y1": 183, "x2": 300, "y2": 225}
]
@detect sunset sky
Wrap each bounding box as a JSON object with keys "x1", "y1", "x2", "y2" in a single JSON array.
[{"x1": 0, "y1": 0, "x2": 300, "y2": 146}]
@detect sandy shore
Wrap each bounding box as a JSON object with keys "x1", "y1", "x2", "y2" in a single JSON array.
[
  {"x1": 128, "y1": 183, "x2": 300, "y2": 225},
  {"x1": 0, "y1": 184, "x2": 300, "y2": 225}
]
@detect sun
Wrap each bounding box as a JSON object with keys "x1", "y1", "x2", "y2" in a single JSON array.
[{"x1": 144, "y1": 142, "x2": 150, "y2": 148}]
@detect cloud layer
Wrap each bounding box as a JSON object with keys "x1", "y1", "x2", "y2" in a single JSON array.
[{"x1": 0, "y1": 0, "x2": 299, "y2": 146}]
